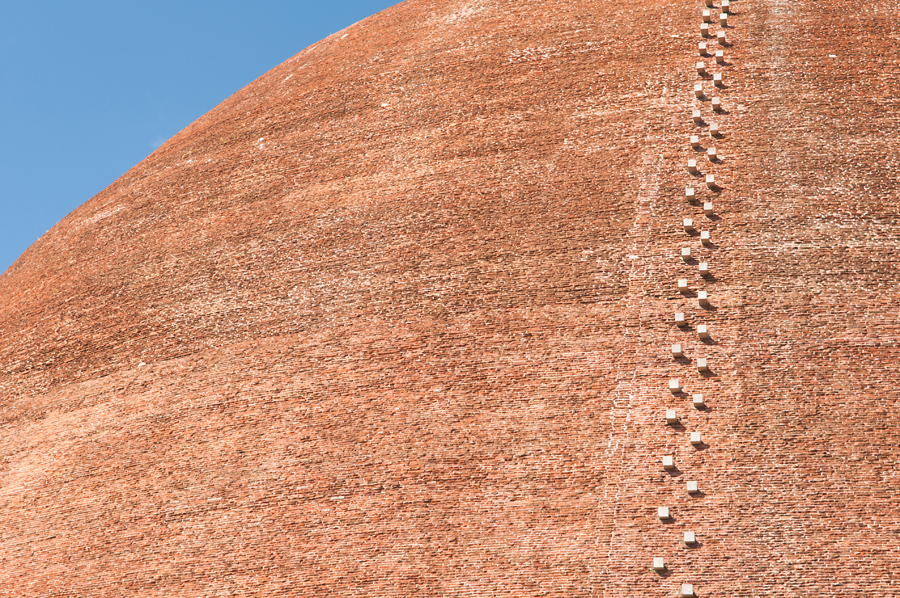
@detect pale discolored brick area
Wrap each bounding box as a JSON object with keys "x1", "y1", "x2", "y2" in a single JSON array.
[{"x1": 0, "y1": 0, "x2": 897, "y2": 595}]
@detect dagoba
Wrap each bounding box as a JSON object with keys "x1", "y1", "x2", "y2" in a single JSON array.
[{"x1": 0, "y1": 0, "x2": 896, "y2": 595}]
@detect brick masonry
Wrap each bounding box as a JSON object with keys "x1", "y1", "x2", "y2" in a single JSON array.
[{"x1": 0, "y1": 0, "x2": 897, "y2": 595}]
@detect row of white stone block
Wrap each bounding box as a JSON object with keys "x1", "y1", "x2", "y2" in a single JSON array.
[
  {"x1": 700, "y1": 25, "x2": 729, "y2": 45},
  {"x1": 696, "y1": 67, "x2": 727, "y2": 88},
  {"x1": 703, "y1": 9, "x2": 730, "y2": 24},
  {"x1": 694, "y1": 98, "x2": 724, "y2": 115},
  {"x1": 703, "y1": 0, "x2": 730, "y2": 12},
  {"x1": 655, "y1": 2, "x2": 733, "y2": 592},
  {"x1": 699, "y1": 43, "x2": 726, "y2": 62},
  {"x1": 686, "y1": 172, "x2": 719, "y2": 190}
]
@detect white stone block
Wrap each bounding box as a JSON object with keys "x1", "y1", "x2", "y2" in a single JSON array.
[
  {"x1": 669, "y1": 379, "x2": 681, "y2": 393},
  {"x1": 698, "y1": 42, "x2": 709, "y2": 56},
  {"x1": 722, "y1": 0, "x2": 731, "y2": 13},
  {"x1": 704, "y1": 0, "x2": 713, "y2": 6},
  {"x1": 716, "y1": 50, "x2": 725, "y2": 64},
  {"x1": 675, "y1": 312, "x2": 687, "y2": 327},
  {"x1": 666, "y1": 409, "x2": 678, "y2": 425},
  {"x1": 658, "y1": 506, "x2": 671, "y2": 520},
  {"x1": 663, "y1": 455, "x2": 675, "y2": 470},
  {"x1": 718, "y1": 30, "x2": 727, "y2": 45},
  {"x1": 672, "y1": 343, "x2": 684, "y2": 358},
  {"x1": 692, "y1": 109, "x2": 703, "y2": 124},
  {"x1": 690, "y1": 135, "x2": 700, "y2": 150},
  {"x1": 707, "y1": 147, "x2": 717, "y2": 161},
  {"x1": 684, "y1": 531, "x2": 697, "y2": 545},
  {"x1": 699, "y1": 262, "x2": 710, "y2": 276},
  {"x1": 681, "y1": 583, "x2": 696, "y2": 597},
  {"x1": 714, "y1": 73, "x2": 724, "y2": 87},
  {"x1": 705, "y1": 174, "x2": 716, "y2": 189},
  {"x1": 703, "y1": 201, "x2": 714, "y2": 216},
  {"x1": 686, "y1": 187, "x2": 697, "y2": 202},
  {"x1": 692, "y1": 394, "x2": 705, "y2": 408},
  {"x1": 702, "y1": 9, "x2": 711, "y2": 23},
  {"x1": 711, "y1": 96, "x2": 722, "y2": 112},
  {"x1": 682, "y1": 247, "x2": 691, "y2": 262},
  {"x1": 697, "y1": 358, "x2": 709, "y2": 372},
  {"x1": 653, "y1": 557, "x2": 666, "y2": 571},
  {"x1": 698, "y1": 324, "x2": 710, "y2": 340},
  {"x1": 691, "y1": 431, "x2": 702, "y2": 446},
  {"x1": 710, "y1": 122, "x2": 720, "y2": 136},
  {"x1": 720, "y1": 13, "x2": 728, "y2": 27},
  {"x1": 701, "y1": 230, "x2": 711, "y2": 245},
  {"x1": 678, "y1": 279, "x2": 689, "y2": 292},
  {"x1": 696, "y1": 61, "x2": 707, "y2": 76},
  {"x1": 686, "y1": 481, "x2": 699, "y2": 494},
  {"x1": 694, "y1": 83, "x2": 704, "y2": 98},
  {"x1": 698, "y1": 291, "x2": 709, "y2": 307},
  {"x1": 701, "y1": 23, "x2": 710, "y2": 38},
  {"x1": 688, "y1": 159, "x2": 698, "y2": 174},
  {"x1": 684, "y1": 217, "x2": 695, "y2": 232}
]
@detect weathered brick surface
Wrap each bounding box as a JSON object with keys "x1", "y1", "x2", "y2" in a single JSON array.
[{"x1": 0, "y1": 0, "x2": 897, "y2": 595}]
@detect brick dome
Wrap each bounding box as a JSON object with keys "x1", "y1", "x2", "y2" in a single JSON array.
[{"x1": 0, "y1": 0, "x2": 897, "y2": 595}]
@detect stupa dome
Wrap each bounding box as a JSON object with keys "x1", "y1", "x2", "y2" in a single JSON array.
[{"x1": 0, "y1": 0, "x2": 897, "y2": 595}]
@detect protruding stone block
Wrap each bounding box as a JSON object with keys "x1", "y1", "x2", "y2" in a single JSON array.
[
  {"x1": 714, "y1": 73, "x2": 724, "y2": 87},
  {"x1": 653, "y1": 557, "x2": 666, "y2": 571},
  {"x1": 715, "y1": 50, "x2": 725, "y2": 64},
  {"x1": 686, "y1": 480, "x2": 699, "y2": 494},
  {"x1": 698, "y1": 324, "x2": 710, "y2": 340},
  {"x1": 692, "y1": 394, "x2": 705, "y2": 409},
  {"x1": 684, "y1": 217, "x2": 695, "y2": 233},
  {"x1": 717, "y1": 30, "x2": 727, "y2": 45},
  {"x1": 707, "y1": 147, "x2": 717, "y2": 161},
  {"x1": 702, "y1": 9, "x2": 711, "y2": 23},
  {"x1": 701, "y1": 230, "x2": 711, "y2": 245},
  {"x1": 696, "y1": 61, "x2": 707, "y2": 76},
  {"x1": 710, "y1": 122, "x2": 720, "y2": 136},
  {"x1": 699, "y1": 262, "x2": 710, "y2": 276},
  {"x1": 698, "y1": 291, "x2": 709, "y2": 307},
  {"x1": 711, "y1": 97, "x2": 722, "y2": 112},
  {"x1": 672, "y1": 343, "x2": 684, "y2": 358},
  {"x1": 699, "y1": 42, "x2": 709, "y2": 56},
  {"x1": 690, "y1": 135, "x2": 700, "y2": 150},
  {"x1": 663, "y1": 455, "x2": 675, "y2": 470},
  {"x1": 697, "y1": 358, "x2": 709, "y2": 373},
  {"x1": 691, "y1": 432, "x2": 703, "y2": 446},
  {"x1": 692, "y1": 109, "x2": 703, "y2": 124},
  {"x1": 682, "y1": 247, "x2": 691, "y2": 262},
  {"x1": 666, "y1": 409, "x2": 678, "y2": 425},
  {"x1": 701, "y1": 23, "x2": 710, "y2": 38},
  {"x1": 678, "y1": 279, "x2": 689, "y2": 292},
  {"x1": 719, "y1": 13, "x2": 728, "y2": 27},
  {"x1": 688, "y1": 159, "x2": 698, "y2": 174},
  {"x1": 703, "y1": 201, "x2": 714, "y2": 216},
  {"x1": 722, "y1": 0, "x2": 731, "y2": 13},
  {"x1": 681, "y1": 583, "x2": 696, "y2": 598},
  {"x1": 684, "y1": 531, "x2": 697, "y2": 545},
  {"x1": 704, "y1": 0, "x2": 713, "y2": 6},
  {"x1": 658, "y1": 506, "x2": 671, "y2": 520},
  {"x1": 694, "y1": 83, "x2": 704, "y2": 99},
  {"x1": 669, "y1": 379, "x2": 681, "y2": 394},
  {"x1": 675, "y1": 312, "x2": 687, "y2": 327},
  {"x1": 686, "y1": 187, "x2": 697, "y2": 203},
  {"x1": 705, "y1": 174, "x2": 716, "y2": 189}
]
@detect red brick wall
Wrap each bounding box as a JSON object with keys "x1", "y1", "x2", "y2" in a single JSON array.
[{"x1": 0, "y1": 0, "x2": 897, "y2": 595}]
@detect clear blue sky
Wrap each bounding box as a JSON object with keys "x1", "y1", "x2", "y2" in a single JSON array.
[{"x1": 0, "y1": 0, "x2": 398, "y2": 273}]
